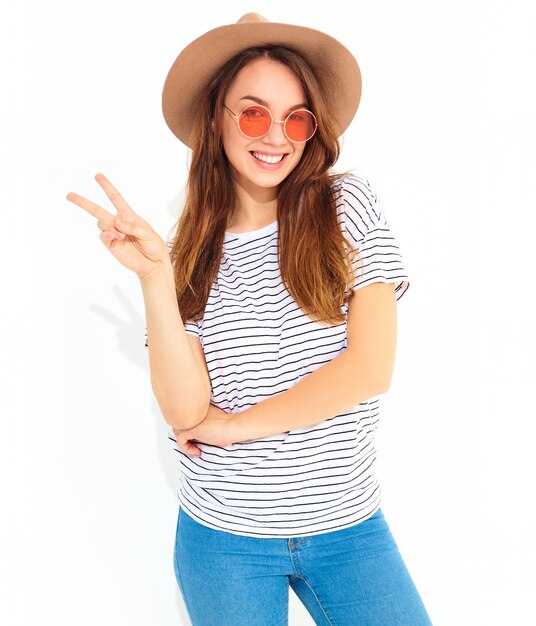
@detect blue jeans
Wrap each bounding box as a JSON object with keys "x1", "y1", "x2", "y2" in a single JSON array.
[{"x1": 173, "y1": 506, "x2": 433, "y2": 625}]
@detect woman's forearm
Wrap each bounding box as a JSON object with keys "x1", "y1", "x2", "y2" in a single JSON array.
[
  {"x1": 140, "y1": 262, "x2": 210, "y2": 429},
  {"x1": 229, "y1": 349, "x2": 386, "y2": 442}
]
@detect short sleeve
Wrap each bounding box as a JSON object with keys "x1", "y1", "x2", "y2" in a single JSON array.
[
  {"x1": 144, "y1": 236, "x2": 203, "y2": 347},
  {"x1": 338, "y1": 173, "x2": 410, "y2": 301},
  {"x1": 183, "y1": 319, "x2": 202, "y2": 339}
]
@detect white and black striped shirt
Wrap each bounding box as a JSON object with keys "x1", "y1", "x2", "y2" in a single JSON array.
[{"x1": 145, "y1": 171, "x2": 410, "y2": 537}]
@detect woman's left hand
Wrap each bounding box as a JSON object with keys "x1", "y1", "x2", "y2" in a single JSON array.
[{"x1": 173, "y1": 405, "x2": 236, "y2": 457}]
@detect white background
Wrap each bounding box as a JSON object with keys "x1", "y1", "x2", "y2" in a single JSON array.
[{"x1": 3, "y1": 1, "x2": 535, "y2": 624}]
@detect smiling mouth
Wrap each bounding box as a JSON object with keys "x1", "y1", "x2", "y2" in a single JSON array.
[{"x1": 250, "y1": 151, "x2": 287, "y2": 164}]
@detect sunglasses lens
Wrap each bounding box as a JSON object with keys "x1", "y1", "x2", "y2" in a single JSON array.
[
  {"x1": 285, "y1": 110, "x2": 317, "y2": 142},
  {"x1": 238, "y1": 106, "x2": 272, "y2": 138},
  {"x1": 236, "y1": 105, "x2": 318, "y2": 142}
]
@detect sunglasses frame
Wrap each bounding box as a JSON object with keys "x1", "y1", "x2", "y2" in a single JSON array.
[{"x1": 223, "y1": 103, "x2": 318, "y2": 143}]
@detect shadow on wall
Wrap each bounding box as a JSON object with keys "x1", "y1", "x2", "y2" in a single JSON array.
[
  {"x1": 88, "y1": 279, "x2": 191, "y2": 624},
  {"x1": 88, "y1": 283, "x2": 181, "y2": 494}
]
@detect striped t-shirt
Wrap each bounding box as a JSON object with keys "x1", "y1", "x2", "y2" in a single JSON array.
[{"x1": 145, "y1": 171, "x2": 410, "y2": 538}]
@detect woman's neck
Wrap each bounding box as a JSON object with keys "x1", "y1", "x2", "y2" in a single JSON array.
[{"x1": 227, "y1": 179, "x2": 278, "y2": 231}]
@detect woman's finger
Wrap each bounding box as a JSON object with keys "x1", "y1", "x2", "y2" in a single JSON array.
[
  {"x1": 179, "y1": 440, "x2": 201, "y2": 456},
  {"x1": 183, "y1": 442, "x2": 201, "y2": 456},
  {"x1": 94, "y1": 173, "x2": 136, "y2": 220},
  {"x1": 175, "y1": 429, "x2": 201, "y2": 457},
  {"x1": 66, "y1": 191, "x2": 112, "y2": 222},
  {"x1": 99, "y1": 230, "x2": 116, "y2": 248},
  {"x1": 96, "y1": 216, "x2": 126, "y2": 238}
]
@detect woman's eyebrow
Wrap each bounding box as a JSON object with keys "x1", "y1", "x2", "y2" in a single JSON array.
[{"x1": 239, "y1": 95, "x2": 309, "y2": 111}]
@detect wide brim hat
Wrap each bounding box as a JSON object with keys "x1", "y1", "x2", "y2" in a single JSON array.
[{"x1": 162, "y1": 13, "x2": 362, "y2": 148}]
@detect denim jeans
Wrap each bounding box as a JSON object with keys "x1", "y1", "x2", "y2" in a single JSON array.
[{"x1": 173, "y1": 506, "x2": 433, "y2": 625}]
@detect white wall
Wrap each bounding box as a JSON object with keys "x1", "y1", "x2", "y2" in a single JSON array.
[{"x1": 3, "y1": 1, "x2": 535, "y2": 624}]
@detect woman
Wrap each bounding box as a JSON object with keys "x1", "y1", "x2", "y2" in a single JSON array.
[{"x1": 66, "y1": 13, "x2": 432, "y2": 626}]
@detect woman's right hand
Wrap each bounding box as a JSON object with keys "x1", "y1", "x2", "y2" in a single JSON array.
[{"x1": 66, "y1": 172, "x2": 171, "y2": 280}]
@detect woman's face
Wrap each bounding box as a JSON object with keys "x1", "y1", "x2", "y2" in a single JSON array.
[{"x1": 220, "y1": 58, "x2": 309, "y2": 193}]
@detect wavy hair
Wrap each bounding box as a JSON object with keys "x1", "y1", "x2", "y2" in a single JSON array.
[{"x1": 168, "y1": 45, "x2": 360, "y2": 326}]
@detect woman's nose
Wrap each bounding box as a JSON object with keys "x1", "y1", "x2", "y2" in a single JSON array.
[{"x1": 261, "y1": 120, "x2": 288, "y2": 145}]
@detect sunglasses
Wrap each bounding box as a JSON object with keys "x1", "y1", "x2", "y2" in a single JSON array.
[{"x1": 223, "y1": 103, "x2": 318, "y2": 143}]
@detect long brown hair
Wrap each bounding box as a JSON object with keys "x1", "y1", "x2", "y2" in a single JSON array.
[{"x1": 168, "y1": 45, "x2": 360, "y2": 326}]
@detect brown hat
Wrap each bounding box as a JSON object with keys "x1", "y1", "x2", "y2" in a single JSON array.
[{"x1": 161, "y1": 13, "x2": 362, "y2": 148}]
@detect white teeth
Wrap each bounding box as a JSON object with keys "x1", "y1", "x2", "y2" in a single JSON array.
[{"x1": 252, "y1": 152, "x2": 285, "y2": 164}]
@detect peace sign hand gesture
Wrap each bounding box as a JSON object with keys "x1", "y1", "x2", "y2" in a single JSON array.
[{"x1": 66, "y1": 173, "x2": 171, "y2": 280}]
